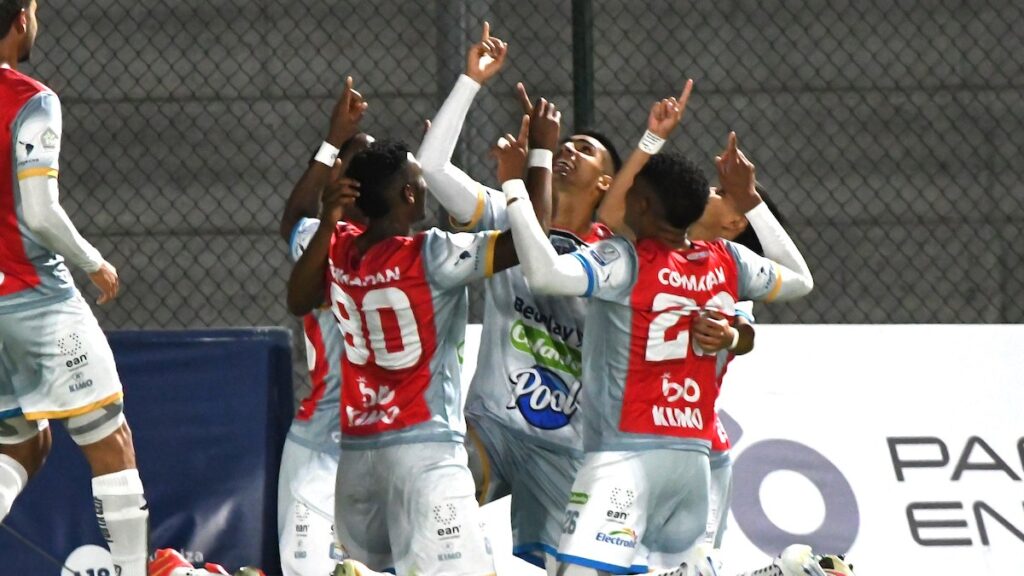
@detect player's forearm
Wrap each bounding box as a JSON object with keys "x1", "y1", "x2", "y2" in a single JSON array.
[
  {"x1": 746, "y1": 202, "x2": 814, "y2": 299},
  {"x1": 418, "y1": 75, "x2": 484, "y2": 223},
  {"x1": 280, "y1": 160, "x2": 331, "y2": 241},
  {"x1": 596, "y1": 145, "x2": 649, "y2": 240},
  {"x1": 505, "y1": 180, "x2": 589, "y2": 296},
  {"x1": 20, "y1": 176, "x2": 104, "y2": 273},
  {"x1": 733, "y1": 318, "x2": 755, "y2": 355},
  {"x1": 524, "y1": 163, "x2": 552, "y2": 233},
  {"x1": 287, "y1": 220, "x2": 334, "y2": 316}
]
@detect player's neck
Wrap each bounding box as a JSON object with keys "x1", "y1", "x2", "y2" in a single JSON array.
[
  {"x1": 688, "y1": 220, "x2": 714, "y2": 242},
  {"x1": 357, "y1": 219, "x2": 411, "y2": 251},
  {"x1": 551, "y1": 190, "x2": 596, "y2": 239},
  {"x1": 0, "y1": 47, "x2": 17, "y2": 70}
]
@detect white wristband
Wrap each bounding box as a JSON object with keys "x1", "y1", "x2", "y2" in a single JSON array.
[
  {"x1": 527, "y1": 149, "x2": 553, "y2": 171},
  {"x1": 501, "y1": 179, "x2": 529, "y2": 203},
  {"x1": 314, "y1": 141, "x2": 340, "y2": 167},
  {"x1": 727, "y1": 326, "x2": 740, "y2": 351},
  {"x1": 638, "y1": 130, "x2": 665, "y2": 155}
]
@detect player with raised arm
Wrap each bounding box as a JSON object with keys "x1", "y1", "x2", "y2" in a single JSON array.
[
  {"x1": 502, "y1": 81, "x2": 815, "y2": 575},
  {"x1": 286, "y1": 120, "x2": 535, "y2": 574},
  {"x1": 418, "y1": 23, "x2": 621, "y2": 573},
  {"x1": 277, "y1": 75, "x2": 371, "y2": 576},
  {"x1": 0, "y1": 2, "x2": 148, "y2": 575}
]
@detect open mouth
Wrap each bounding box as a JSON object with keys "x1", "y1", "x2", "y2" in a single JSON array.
[{"x1": 554, "y1": 158, "x2": 574, "y2": 175}]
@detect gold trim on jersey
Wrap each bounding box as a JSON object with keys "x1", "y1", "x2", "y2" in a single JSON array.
[
  {"x1": 484, "y1": 231, "x2": 499, "y2": 278},
  {"x1": 22, "y1": 391, "x2": 123, "y2": 420},
  {"x1": 449, "y1": 188, "x2": 487, "y2": 231},
  {"x1": 765, "y1": 262, "x2": 784, "y2": 302},
  {"x1": 17, "y1": 167, "x2": 58, "y2": 180}
]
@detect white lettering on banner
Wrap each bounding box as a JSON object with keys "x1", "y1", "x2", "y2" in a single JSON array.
[
  {"x1": 652, "y1": 405, "x2": 703, "y2": 429},
  {"x1": 657, "y1": 266, "x2": 726, "y2": 291}
]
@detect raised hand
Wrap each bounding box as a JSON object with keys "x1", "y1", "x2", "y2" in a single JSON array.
[
  {"x1": 466, "y1": 22, "x2": 509, "y2": 85},
  {"x1": 715, "y1": 132, "x2": 761, "y2": 212},
  {"x1": 327, "y1": 76, "x2": 369, "y2": 146},
  {"x1": 322, "y1": 159, "x2": 361, "y2": 222},
  {"x1": 516, "y1": 83, "x2": 561, "y2": 151},
  {"x1": 647, "y1": 79, "x2": 694, "y2": 139},
  {"x1": 492, "y1": 114, "x2": 530, "y2": 184}
]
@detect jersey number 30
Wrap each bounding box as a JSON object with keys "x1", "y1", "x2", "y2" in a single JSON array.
[{"x1": 332, "y1": 285, "x2": 422, "y2": 370}]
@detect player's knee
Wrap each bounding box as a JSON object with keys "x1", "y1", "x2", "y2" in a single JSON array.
[
  {"x1": 0, "y1": 417, "x2": 52, "y2": 478},
  {"x1": 67, "y1": 400, "x2": 127, "y2": 447},
  {"x1": 557, "y1": 562, "x2": 608, "y2": 576}
]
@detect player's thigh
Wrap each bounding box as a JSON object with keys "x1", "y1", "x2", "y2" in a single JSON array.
[
  {"x1": 466, "y1": 419, "x2": 511, "y2": 506},
  {"x1": 643, "y1": 450, "x2": 711, "y2": 570},
  {"x1": 335, "y1": 449, "x2": 392, "y2": 570},
  {"x1": 279, "y1": 496, "x2": 337, "y2": 576},
  {"x1": 506, "y1": 439, "x2": 582, "y2": 561},
  {"x1": 556, "y1": 452, "x2": 650, "y2": 574},
  {"x1": 389, "y1": 442, "x2": 494, "y2": 576},
  {"x1": 708, "y1": 457, "x2": 733, "y2": 548},
  {"x1": 0, "y1": 295, "x2": 123, "y2": 420}
]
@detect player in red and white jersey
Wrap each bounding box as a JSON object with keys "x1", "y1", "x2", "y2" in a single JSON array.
[
  {"x1": 504, "y1": 83, "x2": 814, "y2": 574},
  {"x1": 276, "y1": 76, "x2": 373, "y2": 576},
  {"x1": 287, "y1": 138, "x2": 530, "y2": 575},
  {"x1": 0, "y1": 3, "x2": 148, "y2": 575}
]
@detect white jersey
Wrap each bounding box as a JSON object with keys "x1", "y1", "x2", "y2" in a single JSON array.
[
  {"x1": 460, "y1": 189, "x2": 613, "y2": 455},
  {"x1": 0, "y1": 71, "x2": 76, "y2": 313},
  {"x1": 288, "y1": 218, "x2": 344, "y2": 453}
]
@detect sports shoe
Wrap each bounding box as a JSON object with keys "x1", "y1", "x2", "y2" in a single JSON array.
[
  {"x1": 733, "y1": 544, "x2": 828, "y2": 576},
  {"x1": 818, "y1": 555, "x2": 855, "y2": 576},
  {"x1": 334, "y1": 559, "x2": 391, "y2": 576},
  {"x1": 149, "y1": 549, "x2": 193, "y2": 576}
]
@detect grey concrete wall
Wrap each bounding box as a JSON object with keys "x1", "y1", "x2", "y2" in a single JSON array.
[{"x1": 23, "y1": 0, "x2": 1022, "y2": 344}]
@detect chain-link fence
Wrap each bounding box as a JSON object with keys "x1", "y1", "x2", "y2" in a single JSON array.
[{"x1": 24, "y1": 1, "x2": 1024, "y2": 368}]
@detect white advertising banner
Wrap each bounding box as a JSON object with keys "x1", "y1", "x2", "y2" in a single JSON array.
[{"x1": 465, "y1": 325, "x2": 1024, "y2": 575}]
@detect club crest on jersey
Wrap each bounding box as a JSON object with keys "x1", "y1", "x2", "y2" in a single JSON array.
[
  {"x1": 41, "y1": 128, "x2": 58, "y2": 149},
  {"x1": 507, "y1": 366, "x2": 581, "y2": 430}
]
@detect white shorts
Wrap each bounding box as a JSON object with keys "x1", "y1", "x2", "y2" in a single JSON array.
[
  {"x1": 707, "y1": 457, "x2": 733, "y2": 549},
  {"x1": 467, "y1": 419, "x2": 582, "y2": 567},
  {"x1": 0, "y1": 293, "x2": 123, "y2": 421},
  {"x1": 335, "y1": 442, "x2": 494, "y2": 576},
  {"x1": 278, "y1": 436, "x2": 339, "y2": 576},
  {"x1": 556, "y1": 450, "x2": 710, "y2": 574}
]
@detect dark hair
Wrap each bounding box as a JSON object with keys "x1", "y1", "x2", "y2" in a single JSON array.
[
  {"x1": 636, "y1": 151, "x2": 709, "y2": 230},
  {"x1": 345, "y1": 140, "x2": 410, "y2": 219},
  {"x1": 575, "y1": 129, "x2": 622, "y2": 173},
  {"x1": 0, "y1": 0, "x2": 30, "y2": 39},
  {"x1": 731, "y1": 185, "x2": 786, "y2": 257}
]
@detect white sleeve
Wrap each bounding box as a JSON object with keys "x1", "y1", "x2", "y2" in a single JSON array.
[
  {"x1": 506, "y1": 185, "x2": 635, "y2": 298},
  {"x1": 727, "y1": 240, "x2": 812, "y2": 303},
  {"x1": 422, "y1": 228, "x2": 501, "y2": 290},
  {"x1": 288, "y1": 217, "x2": 321, "y2": 262},
  {"x1": 735, "y1": 301, "x2": 755, "y2": 323},
  {"x1": 16, "y1": 93, "x2": 104, "y2": 273},
  {"x1": 745, "y1": 201, "x2": 814, "y2": 296},
  {"x1": 417, "y1": 74, "x2": 494, "y2": 227}
]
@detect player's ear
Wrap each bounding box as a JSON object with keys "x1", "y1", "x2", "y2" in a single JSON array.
[
  {"x1": 722, "y1": 214, "x2": 748, "y2": 237},
  {"x1": 402, "y1": 183, "x2": 416, "y2": 205},
  {"x1": 596, "y1": 174, "x2": 613, "y2": 194},
  {"x1": 14, "y1": 9, "x2": 28, "y2": 33}
]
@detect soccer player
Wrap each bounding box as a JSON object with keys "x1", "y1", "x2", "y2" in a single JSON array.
[
  {"x1": 0, "y1": 2, "x2": 148, "y2": 575},
  {"x1": 286, "y1": 129, "x2": 533, "y2": 575},
  {"x1": 418, "y1": 23, "x2": 621, "y2": 572},
  {"x1": 502, "y1": 81, "x2": 814, "y2": 575},
  {"x1": 277, "y1": 75, "x2": 371, "y2": 576}
]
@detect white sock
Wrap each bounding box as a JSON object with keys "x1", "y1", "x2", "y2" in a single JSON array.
[
  {"x1": 92, "y1": 469, "x2": 149, "y2": 576},
  {"x1": 0, "y1": 454, "x2": 28, "y2": 522}
]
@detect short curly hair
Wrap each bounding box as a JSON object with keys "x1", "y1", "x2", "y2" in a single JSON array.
[
  {"x1": 635, "y1": 152, "x2": 709, "y2": 230},
  {"x1": 345, "y1": 140, "x2": 410, "y2": 218}
]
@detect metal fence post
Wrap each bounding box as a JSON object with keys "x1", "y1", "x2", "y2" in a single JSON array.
[{"x1": 572, "y1": 0, "x2": 595, "y2": 130}]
